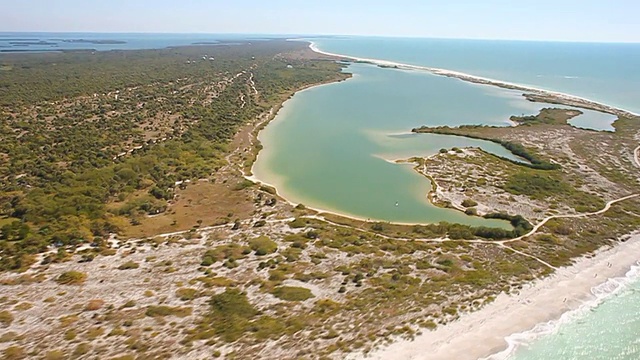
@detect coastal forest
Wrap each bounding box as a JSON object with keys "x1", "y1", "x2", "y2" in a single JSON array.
[
  {"x1": 0, "y1": 41, "x2": 346, "y2": 272},
  {"x1": 2, "y1": 40, "x2": 640, "y2": 360}
]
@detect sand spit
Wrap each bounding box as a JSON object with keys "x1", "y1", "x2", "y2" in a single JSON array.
[{"x1": 308, "y1": 42, "x2": 637, "y2": 118}]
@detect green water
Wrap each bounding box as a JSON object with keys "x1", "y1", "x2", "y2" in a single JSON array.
[
  {"x1": 505, "y1": 264, "x2": 640, "y2": 360},
  {"x1": 253, "y1": 63, "x2": 556, "y2": 226}
]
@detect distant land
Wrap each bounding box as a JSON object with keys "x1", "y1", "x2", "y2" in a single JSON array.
[
  {"x1": 59, "y1": 39, "x2": 127, "y2": 44},
  {"x1": 1, "y1": 34, "x2": 639, "y2": 360}
]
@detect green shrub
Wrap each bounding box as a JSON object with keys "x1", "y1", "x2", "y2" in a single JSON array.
[
  {"x1": 121, "y1": 300, "x2": 136, "y2": 308},
  {"x1": 206, "y1": 288, "x2": 258, "y2": 342},
  {"x1": 272, "y1": 286, "x2": 314, "y2": 301},
  {"x1": 56, "y1": 271, "x2": 87, "y2": 285},
  {"x1": 259, "y1": 185, "x2": 277, "y2": 195},
  {"x1": 118, "y1": 261, "x2": 139, "y2": 270},
  {"x1": 145, "y1": 305, "x2": 192, "y2": 318},
  {"x1": 3, "y1": 346, "x2": 26, "y2": 360},
  {"x1": 289, "y1": 218, "x2": 307, "y2": 228},
  {"x1": 465, "y1": 208, "x2": 478, "y2": 216},
  {"x1": 233, "y1": 179, "x2": 254, "y2": 191},
  {"x1": 461, "y1": 199, "x2": 478, "y2": 208},
  {"x1": 281, "y1": 247, "x2": 302, "y2": 262},
  {"x1": 0, "y1": 310, "x2": 14, "y2": 327},
  {"x1": 249, "y1": 236, "x2": 277, "y2": 256},
  {"x1": 44, "y1": 350, "x2": 66, "y2": 360},
  {"x1": 504, "y1": 173, "x2": 569, "y2": 199},
  {"x1": 201, "y1": 244, "x2": 250, "y2": 265},
  {"x1": 64, "y1": 329, "x2": 77, "y2": 341},
  {"x1": 72, "y1": 343, "x2": 91, "y2": 357},
  {"x1": 176, "y1": 288, "x2": 198, "y2": 301},
  {"x1": 536, "y1": 234, "x2": 561, "y2": 244}
]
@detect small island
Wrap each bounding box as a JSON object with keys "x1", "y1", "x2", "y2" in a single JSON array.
[{"x1": 61, "y1": 39, "x2": 127, "y2": 44}]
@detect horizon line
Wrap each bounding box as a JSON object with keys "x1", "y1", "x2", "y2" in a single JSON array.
[{"x1": 0, "y1": 31, "x2": 638, "y2": 44}]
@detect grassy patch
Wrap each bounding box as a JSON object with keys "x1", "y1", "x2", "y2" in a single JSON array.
[
  {"x1": 201, "y1": 244, "x2": 250, "y2": 266},
  {"x1": 510, "y1": 108, "x2": 580, "y2": 126},
  {"x1": 249, "y1": 236, "x2": 278, "y2": 255},
  {"x1": 176, "y1": 288, "x2": 199, "y2": 301},
  {"x1": 0, "y1": 310, "x2": 14, "y2": 326},
  {"x1": 3, "y1": 346, "x2": 25, "y2": 360},
  {"x1": 55, "y1": 271, "x2": 87, "y2": 285},
  {"x1": 504, "y1": 173, "x2": 570, "y2": 200},
  {"x1": 504, "y1": 171, "x2": 604, "y2": 212},
  {"x1": 272, "y1": 286, "x2": 314, "y2": 301},
  {"x1": 145, "y1": 305, "x2": 192, "y2": 318},
  {"x1": 118, "y1": 261, "x2": 140, "y2": 270},
  {"x1": 206, "y1": 288, "x2": 258, "y2": 342}
]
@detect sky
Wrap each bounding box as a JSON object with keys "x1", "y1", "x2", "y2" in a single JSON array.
[{"x1": 1, "y1": 0, "x2": 639, "y2": 42}]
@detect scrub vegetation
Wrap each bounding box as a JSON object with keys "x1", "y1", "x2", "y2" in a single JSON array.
[
  {"x1": 0, "y1": 40, "x2": 348, "y2": 272},
  {"x1": 1, "y1": 43, "x2": 640, "y2": 360}
]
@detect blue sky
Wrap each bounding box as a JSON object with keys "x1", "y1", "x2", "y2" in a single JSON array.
[{"x1": 1, "y1": 0, "x2": 639, "y2": 42}]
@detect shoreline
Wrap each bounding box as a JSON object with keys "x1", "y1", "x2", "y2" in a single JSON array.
[
  {"x1": 246, "y1": 63, "x2": 490, "y2": 228},
  {"x1": 299, "y1": 40, "x2": 640, "y2": 359},
  {"x1": 307, "y1": 42, "x2": 638, "y2": 118},
  {"x1": 350, "y1": 234, "x2": 640, "y2": 360},
  {"x1": 247, "y1": 41, "x2": 628, "y2": 229}
]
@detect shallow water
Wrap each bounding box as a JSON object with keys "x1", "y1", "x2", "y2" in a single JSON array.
[
  {"x1": 307, "y1": 37, "x2": 640, "y2": 360},
  {"x1": 253, "y1": 63, "x2": 585, "y2": 226},
  {"x1": 507, "y1": 264, "x2": 640, "y2": 360},
  {"x1": 312, "y1": 37, "x2": 640, "y2": 115}
]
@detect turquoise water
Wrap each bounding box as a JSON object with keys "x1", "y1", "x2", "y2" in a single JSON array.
[
  {"x1": 312, "y1": 37, "x2": 640, "y2": 115},
  {"x1": 505, "y1": 264, "x2": 640, "y2": 360},
  {"x1": 4, "y1": 33, "x2": 638, "y2": 356},
  {"x1": 254, "y1": 63, "x2": 572, "y2": 226},
  {"x1": 0, "y1": 32, "x2": 279, "y2": 52},
  {"x1": 282, "y1": 38, "x2": 640, "y2": 359}
]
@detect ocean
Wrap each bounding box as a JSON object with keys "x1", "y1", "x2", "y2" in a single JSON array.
[
  {"x1": 495, "y1": 263, "x2": 640, "y2": 360},
  {"x1": 3, "y1": 33, "x2": 639, "y2": 359},
  {"x1": 311, "y1": 37, "x2": 640, "y2": 115},
  {"x1": 0, "y1": 32, "x2": 282, "y2": 52},
  {"x1": 252, "y1": 62, "x2": 554, "y2": 227},
  {"x1": 308, "y1": 37, "x2": 640, "y2": 360},
  {"x1": 252, "y1": 38, "x2": 617, "y2": 226}
]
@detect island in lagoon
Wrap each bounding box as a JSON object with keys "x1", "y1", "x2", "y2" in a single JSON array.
[{"x1": 0, "y1": 38, "x2": 639, "y2": 360}]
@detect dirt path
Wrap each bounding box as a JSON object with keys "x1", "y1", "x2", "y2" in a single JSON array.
[
  {"x1": 501, "y1": 193, "x2": 640, "y2": 245},
  {"x1": 301, "y1": 193, "x2": 639, "y2": 271}
]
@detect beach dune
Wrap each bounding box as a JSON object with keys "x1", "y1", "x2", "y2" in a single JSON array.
[{"x1": 349, "y1": 235, "x2": 640, "y2": 360}]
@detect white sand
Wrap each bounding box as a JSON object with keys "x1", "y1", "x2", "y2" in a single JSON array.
[
  {"x1": 307, "y1": 42, "x2": 637, "y2": 118},
  {"x1": 350, "y1": 234, "x2": 640, "y2": 360}
]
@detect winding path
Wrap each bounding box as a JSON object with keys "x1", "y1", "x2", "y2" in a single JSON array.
[
  {"x1": 408, "y1": 148, "x2": 640, "y2": 269},
  {"x1": 500, "y1": 193, "x2": 640, "y2": 245},
  {"x1": 144, "y1": 188, "x2": 639, "y2": 271},
  {"x1": 299, "y1": 190, "x2": 639, "y2": 270}
]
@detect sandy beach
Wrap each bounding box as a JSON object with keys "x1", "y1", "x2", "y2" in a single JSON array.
[
  {"x1": 307, "y1": 42, "x2": 637, "y2": 118},
  {"x1": 350, "y1": 234, "x2": 640, "y2": 360}
]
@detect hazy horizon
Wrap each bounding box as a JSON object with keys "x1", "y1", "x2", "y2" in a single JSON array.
[
  {"x1": 2, "y1": 0, "x2": 639, "y2": 43},
  {"x1": 1, "y1": 32, "x2": 640, "y2": 45}
]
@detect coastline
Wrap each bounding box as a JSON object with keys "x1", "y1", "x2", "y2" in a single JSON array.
[
  {"x1": 307, "y1": 42, "x2": 638, "y2": 118},
  {"x1": 246, "y1": 63, "x2": 472, "y2": 228},
  {"x1": 351, "y1": 234, "x2": 640, "y2": 360},
  {"x1": 301, "y1": 40, "x2": 640, "y2": 360},
  {"x1": 248, "y1": 40, "x2": 634, "y2": 228}
]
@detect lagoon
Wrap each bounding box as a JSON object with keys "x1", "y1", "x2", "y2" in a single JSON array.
[{"x1": 253, "y1": 62, "x2": 606, "y2": 226}]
